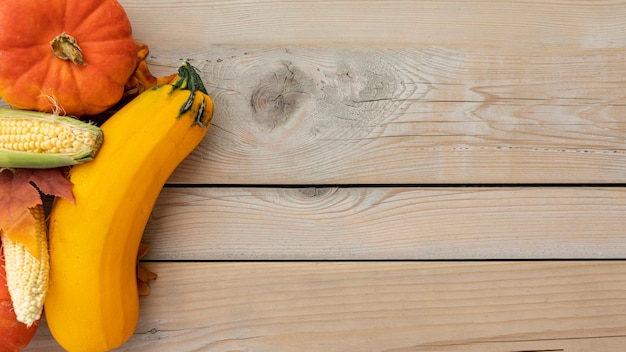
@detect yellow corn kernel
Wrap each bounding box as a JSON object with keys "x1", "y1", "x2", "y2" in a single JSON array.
[
  {"x1": 0, "y1": 108, "x2": 104, "y2": 168},
  {"x1": 0, "y1": 117, "x2": 99, "y2": 153},
  {"x1": 0, "y1": 204, "x2": 49, "y2": 327}
]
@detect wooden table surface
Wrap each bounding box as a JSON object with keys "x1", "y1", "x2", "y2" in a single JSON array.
[{"x1": 26, "y1": 1, "x2": 626, "y2": 351}]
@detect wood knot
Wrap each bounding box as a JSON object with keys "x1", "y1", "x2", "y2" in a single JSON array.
[
  {"x1": 298, "y1": 187, "x2": 333, "y2": 198},
  {"x1": 250, "y1": 62, "x2": 313, "y2": 130}
]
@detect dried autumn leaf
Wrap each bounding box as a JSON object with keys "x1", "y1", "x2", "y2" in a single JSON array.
[
  {"x1": 24, "y1": 168, "x2": 75, "y2": 203},
  {"x1": 136, "y1": 243, "x2": 157, "y2": 296},
  {"x1": 0, "y1": 168, "x2": 74, "y2": 258}
]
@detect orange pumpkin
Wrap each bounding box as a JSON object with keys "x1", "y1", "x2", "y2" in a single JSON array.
[{"x1": 0, "y1": 0, "x2": 137, "y2": 117}]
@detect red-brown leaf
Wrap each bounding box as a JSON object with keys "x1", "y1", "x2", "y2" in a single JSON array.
[
  {"x1": 0, "y1": 168, "x2": 74, "y2": 257},
  {"x1": 20, "y1": 168, "x2": 75, "y2": 204}
]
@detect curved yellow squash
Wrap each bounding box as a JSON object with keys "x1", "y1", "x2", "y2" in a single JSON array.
[{"x1": 45, "y1": 62, "x2": 213, "y2": 352}]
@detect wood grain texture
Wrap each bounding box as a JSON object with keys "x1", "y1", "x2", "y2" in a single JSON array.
[
  {"x1": 131, "y1": 46, "x2": 626, "y2": 184},
  {"x1": 15, "y1": 1, "x2": 626, "y2": 350},
  {"x1": 120, "y1": 0, "x2": 626, "y2": 50},
  {"x1": 26, "y1": 261, "x2": 626, "y2": 351},
  {"x1": 3, "y1": 51, "x2": 626, "y2": 184},
  {"x1": 142, "y1": 187, "x2": 626, "y2": 260}
]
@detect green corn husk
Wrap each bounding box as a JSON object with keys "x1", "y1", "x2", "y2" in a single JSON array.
[{"x1": 0, "y1": 108, "x2": 103, "y2": 169}]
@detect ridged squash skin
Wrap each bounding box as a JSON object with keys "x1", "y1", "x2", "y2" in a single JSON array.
[{"x1": 45, "y1": 63, "x2": 213, "y2": 352}]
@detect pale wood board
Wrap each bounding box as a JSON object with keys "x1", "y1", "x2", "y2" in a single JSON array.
[
  {"x1": 120, "y1": 0, "x2": 626, "y2": 50},
  {"x1": 14, "y1": 0, "x2": 626, "y2": 350},
  {"x1": 4, "y1": 38, "x2": 626, "y2": 184},
  {"x1": 27, "y1": 261, "x2": 626, "y2": 351},
  {"x1": 134, "y1": 46, "x2": 626, "y2": 184},
  {"x1": 143, "y1": 186, "x2": 626, "y2": 260}
]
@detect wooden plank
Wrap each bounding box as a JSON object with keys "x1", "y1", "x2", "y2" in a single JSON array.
[
  {"x1": 142, "y1": 187, "x2": 626, "y2": 260},
  {"x1": 26, "y1": 261, "x2": 626, "y2": 351},
  {"x1": 120, "y1": 1, "x2": 626, "y2": 50},
  {"x1": 133, "y1": 47, "x2": 626, "y2": 184},
  {"x1": 3, "y1": 48, "x2": 625, "y2": 184}
]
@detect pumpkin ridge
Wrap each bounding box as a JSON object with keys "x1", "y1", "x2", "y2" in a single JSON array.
[
  {"x1": 0, "y1": 41, "x2": 48, "y2": 51},
  {"x1": 85, "y1": 63, "x2": 130, "y2": 92},
  {"x1": 60, "y1": 0, "x2": 104, "y2": 35},
  {"x1": 65, "y1": 0, "x2": 131, "y2": 43},
  {"x1": 39, "y1": 62, "x2": 81, "y2": 114},
  {"x1": 69, "y1": 63, "x2": 128, "y2": 111},
  {"x1": 68, "y1": 1, "x2": 106, "y2": 34},
  {"x1": 77, "y1": 37, "x2": 137, "y2": 48},
  {"x1": 73, "y1": 42, "x2": 135, "y2": 84},
  {"x1": 78, "y1": 39, "x2": 138, "y2": 83},
  {"x1": 4, "y1": 58, "x2": 56, "y2": 107}
]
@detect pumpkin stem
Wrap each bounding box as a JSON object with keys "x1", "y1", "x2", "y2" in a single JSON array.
[{"x1": 50, "y1": 32, "x2": 85, "y2": 66}]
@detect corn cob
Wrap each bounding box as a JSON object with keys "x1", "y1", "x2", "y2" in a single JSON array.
[
  {"x1": 0, "y1": 108, "x2": 103, "y2": 168},
  {"x1": 0, "y1": 204, "x2": 49, "y2": 326}
]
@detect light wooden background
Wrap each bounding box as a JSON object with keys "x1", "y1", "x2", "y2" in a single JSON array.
[{"x1": 26, "y1": 1, "x2": 626, "y2": 351}]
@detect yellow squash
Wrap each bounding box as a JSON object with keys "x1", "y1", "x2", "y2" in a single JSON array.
[{"x1": 45, "y1": 62, "x2": 213, "y2": 352}]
